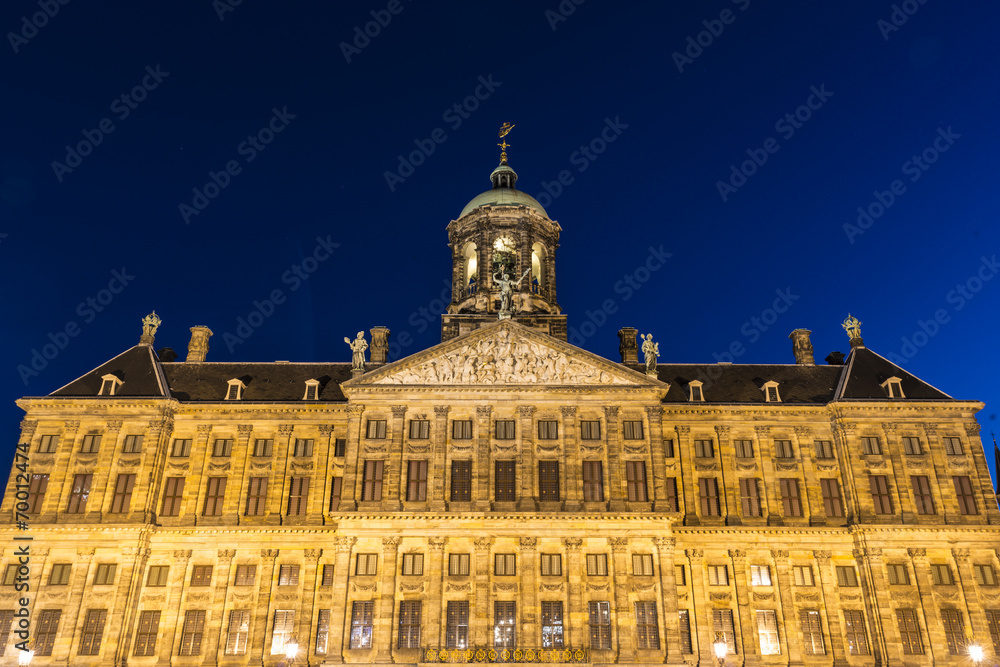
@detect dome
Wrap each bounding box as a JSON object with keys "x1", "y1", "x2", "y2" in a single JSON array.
[{"x1": 458, "y1": 188, "x2": 549, "y2": 219}]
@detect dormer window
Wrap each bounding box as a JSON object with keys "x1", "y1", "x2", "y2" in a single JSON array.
[
  {"x1": 763, "y1": 381, "x2": 781, "y2": 403},
  {"x1": 303, "y1": 379, "x2": 320, "y2": 401},
  {"x1": 99, "y1": 374, "x2": 123, "y2": 396},
  {"x1": 688, "y1": 381, "x2": 704, "y2": 402},
  {"x1": 225, "y1": 379, "x2": 247, "y2": 401},
  {"x1": 881, "y1": 377, "x2": 905, "y2": 398}
]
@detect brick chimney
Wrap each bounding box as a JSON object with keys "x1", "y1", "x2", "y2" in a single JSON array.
[
  {"x1": 187, "y1": 326, "x2": 213, "y2": 362},
  {"x1": 789, "y1": 329, "x2": 815, "y2": 365},
  {"x1": 618, "y1": 327, "x2": 638, "y2": 364},
  {"x1": 370, "y1": 326, "x2": 390, "y2": 365}
]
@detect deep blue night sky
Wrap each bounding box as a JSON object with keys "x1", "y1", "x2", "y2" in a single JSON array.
[{"x1": 2, "y1": 1, "x2": 998, "y2": 486}]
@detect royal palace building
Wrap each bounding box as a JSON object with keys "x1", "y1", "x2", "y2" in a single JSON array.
[{"x1": 2, "y1": 147, "x2": 1000, "y2": 667}]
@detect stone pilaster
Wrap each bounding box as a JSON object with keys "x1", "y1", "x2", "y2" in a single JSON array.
[
  {"x1": 160, "y1": 549, "x2": 192, "y2": 664},
  {"x1": 110, "y1": 545, "x2": 150, "y2": 667},
  {"x1": 519, "y1": 537, "x2": 538, "y2": 645},
  {"x1": 189, "y1": 424, "x2": 214, "y2": 526},
  {"x1": 675, "y1": 426, "x2": 697, "y2": 519},
  {"x1": 302, "y1": 548, "x2": 323, "y2": 656},
  {"x1": 473, "y1": 537, "x2": 493, "y2": 646},
  {"x1": 950, "y1": 548, "x2": 986, "y2": 641},
  {"x1": 729, "y1": 549, "x2": 759, "y2": 664},
  {"x1": 793, "y1": 426, "x2": 823, "y2": 525},
  {"x1": 273, "y1": 424, "x2": 295, "y2": 520},
  {"x1": 230, "y1": 424, "x2": 254, "y2": 521},
  {"x1": 429, "y1": 406, "x2": 450, "y2": 510},
  {"x1": 853, "y1": 547, "x2": 893, "y2": 665},
  {"x1": 375, "y1": 538, "x2": 400, "y2": 661},
  {"x1": 201, "y1": 548, "x2": 236, "y2": 664},
  {"x1": 328, "y1": 537, "x2": 356, "y2": 662},
  {"x1": 609, "y1": 537, "x2": 635, "y2": 662},
  {"x1": 427, "y1": 538, "x2": 447, "y2": 648},
  {"x1": 142, "y1": 415, "x2": 174, "y2": 524},
  {"x1": 248, "y1": 549, "x2": 279, "y2": 663},
  {"x1": 386, "y1": 406, "x2": 407, "y2": 509},
  {"x1": 606, "y1": 407, "x2": 625, "y2": 512},
  {"x1": 654, "y1": 537, "x2": 680, "y2": 662},
  {"x1": 561, "y1": 407, "x2": 582, "y2": 510},
  {"x1": 564, "y1": 538, "x2": 583, "y2": 647},
  {"x1": 771, "y1": 549, "x2": 798, "y2": 660},
  {"x1": 813, "y1": 550, "x2": 848, "y2": 666},
  {"x1": 647, "y1": 407, "x2": 668, "y2": 511},
  {"x1": 475, "y1": 406, "x2": 493, "y2": 510},
  {"x1": 685, "y1": 549, "x2": 711, "y2": 661},
  {"x1": 318, "y1": 424, "x2": 335, "y2": 524},
  {"x1": 516, "y1": 406, "x2": 536, "y2": 510},
  {"x1": 715, "y1": 425, "x2": 734, "y2": 522},
  {"x1": 756, "y1": 426, "x2": 781, "y2": 524},
  {"x1": 342, "y1": 406, "x2": 365, "y2": 511}
]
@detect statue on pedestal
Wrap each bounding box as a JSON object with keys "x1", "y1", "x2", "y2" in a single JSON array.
[
  {"x1": 344, "y1": 332, "x2": 368, "y2": 371},
  {"x1": 641, "y1": 333, "x2": 659, "y2": 375},
  {"x1": 494, "y1": 267, "x2": 530, "y2": 319}
]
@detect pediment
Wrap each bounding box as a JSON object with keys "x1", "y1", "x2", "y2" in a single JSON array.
[{"x1": 344, "y1": 320, "x2": 665, "y2": 389}]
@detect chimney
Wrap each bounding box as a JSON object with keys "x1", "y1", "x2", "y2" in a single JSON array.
[
  {"x1": 788, "y1": 329, "x2": 815, "y2": 365},
  {"x1": 825, "y1": 351, "x2": 845, "y2": 365},
  {"x1": 187, "y1": 326, "x2": 213, "y2": 362},
  {"x1": 156, "y1": 347, "x2": 178, "y2": 362},
  {"x1": 618, "y1": 327, "x2": 638, "y2": 364},
  {"x1": 370, "y1": 326, "x2": 390, "y2": 365}
]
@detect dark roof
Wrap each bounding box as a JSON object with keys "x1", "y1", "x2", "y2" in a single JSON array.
[
  {"x1": 628, "y1": 363, "x2": 844, "y2": 404},
  {"x1": 50, "y1": 346, "x2": 168, "y2": 397},
  {"x1": 836, "y1": 347, "x2": 951, "y2": 400},
  {"x1": 161, "y1": 363, "x2": 352, "y2": 401}
]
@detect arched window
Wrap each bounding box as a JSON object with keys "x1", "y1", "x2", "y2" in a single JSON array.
[
  {"x1": 463, "y1": 242, "x2": 477, "y2": 294},
  {"x1": 531, "y1": 243, "x2": 547, "y2": 294}
]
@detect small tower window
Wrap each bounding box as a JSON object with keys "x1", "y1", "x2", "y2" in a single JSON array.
[
  {"x1": 303, "y1": 379, "x2": 320, "y2": 401},
  {"x1": 880, "y1": 377, "x2": 905, "y2": 399},
  {"x1": 688, "y1": 381, "x2": 704, "y2": 402},
  {"x1": 763, "y1": 381, "x2": 781, "y2": 403},
  {"x1": 99, "y1": 374, "x2": 123, "y2": 396},
  {"x1": 225, "y1": 379, "x2": 247, "y2": 401}
]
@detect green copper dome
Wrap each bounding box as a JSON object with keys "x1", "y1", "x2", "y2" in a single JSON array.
[{"x1": 458, "y1": 188, "x2": 549, "y2": 219}]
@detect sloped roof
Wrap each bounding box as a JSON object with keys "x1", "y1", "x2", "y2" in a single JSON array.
[
  {"x1": 50, "y1": 346, "x2": 168, "y2": 397},
  {"x1": 626, "y1": 363, "x2": 844, "y2": 404},
  {"x1": 161, "y1": 363, "x2": 353, "y2": 401},
  {"x1": 835, "y1": 346, "x2": 952, "y2": 400}
]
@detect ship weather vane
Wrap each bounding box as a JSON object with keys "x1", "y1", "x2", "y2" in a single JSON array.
[{"x1": 498, "y1": 122, "x2": 515, "y2": 163}]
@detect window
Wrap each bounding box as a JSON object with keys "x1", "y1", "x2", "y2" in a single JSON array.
[
  {"x1": 586, "y1": 554, "x2": 608, "y2": 576},
  {"x1": 451, "y1": 460, "x2": 472, "y2": 501},
  {"x1": 678, "y1": 610, "x2": 693, "y2": 654},
  {"x1": 406, "y1": 461, "x2": 427, "y2": 502},
  {"x1": 541, "y1": 554, "x2": 562, "y2": 576},
  {"x1": 122, "y1": 434, "x2": 143, "y2": 453},
  {"x1": 146, "y1": 565, "x2": 169, "y2": 587},
  {"x1": 861, "y1": 436, "x2": 882, "y2": 455},
  {"x1": 635, "y1": 602, "x2": 660, "y2": 649},
  {"x1": 932, "y1": 564, "x2": 954, "y2": 585},
  {"x1": 401, "y1": 553, "x2": 424, "y2": 576},
  {"x1": 190, "y1": 565, "x2": 213, "y2": 586},
  {"x1": 633, "y1": 554, "x2": 654, "y2": 576},
  {"x1": 582, "y1": 461, "x2": 604, "y2": 502},
  {"x1": 253, "y1": 438, "x2": 273, "y2": 456},
  {"x1": 689, "y1": 382, "x2": 704, "y2": 402},
  {"x1": 815, "y1": 440, "x2": 834, "y2": 459},
  {"x1": 356, "y1": 554, "x2": 378, "y2": 576},
  {"x1": 699, "y1": 477, "x2": 720, "y2": 516},
  {"x1": 986, "y1": 610, "x2": 1000, "y2": 655},
  {"x1": 272, "y1": 610, "x2": 296, "y2": 654},
  {"x1": 245, "y1": 477, "x2": 268, "y2": 516},
  {"x1": 975, "y1": 564, "x2": 998, "y2": 586},
  {"x1": 133, "y1": 610, "x2": 160, "y2": 656},
  {"x1": 446, "y1": 601, "x2": 469, "y2": 649},
  {"x1": 348, "y1": 603, "x2": 374, "y2": 649},
  {"x1": 626, "y1": 461, "x2": 648, "y2": 502},
  {"x1": 495, "y1": 554, "x2": 516, "y2": 576},
  {"x1": 735, "y1": 439, "x2": 754, "y2": 457},
  {"x1": 750, "y1": 565, "x2": 771, "y2": 586},
  {"x1": 321, "y1": 564, "x2": 335, "y2": 585},
  {"x1": 1, "y1": 566, "x2": 16, "y2": 586},
  {"x1": 495, "y1": 420, "x2": 515, "y2": 439},
  {"x1": 910, "y1": 475, "x2": 935, "y2": 514},
  {"x1": 713, "y1": 609, "x2": 737, "y2": 654},
  {"x1": 453, "y1": 419, "x2": 473, "y2": 439},
  {"x1": 26, "y1": 474, "x2": 48, "y2": 513},
  {"x1": 361, "y1": 460, "x2": 384, "y2": 501},
  {"x1": 887, "y1": 563, "x2": 910, "y2": 585},
  {"x1": 763, "y1": 382, "x2": 780, "y2": 402},
  {"x1": 943, "y1": 436, "x2": 964, "y2": 455},
  {"x1": 278, "y1": 564, "x2": 300, "y2": 585},
  {"x1": 225, "y1": 610, "x2": 251, "y2": 655},
  {"x1": 902, "y1": 436, "x2": 922, "y2": 455},
  {"x1": 495, "y1": 460, "x2": 516, "y2": 502},
  {"x1": 623, "y1": 420, "x2": 644, "y2": 440},
  {"x1": 449, "y1": 554, "x2": 470, "y2": 576},
  {"x1": 35, "y1": 609, "x2": 61, "y2": 656},
  {"x1": 334, "y1": 438, "x2": 346, "y2": 457},
  {"x1": 494, "y1": 601, "x2": 516, "y2": 648},
  {"x1": 792, "y1": 565, "x2": 814, "y2": 586},
  {"x1": 664, "y1": 439, "x2": 675, "y2": 457},
  {"x1": 48, "y1": 563, "x2": 72, "y2": 586},
  {"x1": 800, "y1": 610, "x2": 825, "y2": 655},
  {"x1": 293, "y1": 438, "x2": 314, "y2": 456},
  {"x1": 81, "y1": 433, "x2": 102, "y2": 453},
  {"x1": 398, "y1": 601, "x2": 422, "y2": 649},
  {"x1": 708, "y1": 565, "x2": 729, "y2": 586},
  {"x1": 287, "y1": 477, "x2": 309, "y2": 516},
  {"x1": 941, "y1": 609, "x2": 964, "y2": 655},
  {"x1": 821, "y1": 479, "x2": 843, "y2": 517},
  {"x1": 740, "y1": 478, "x2": 761, "y2": 517},
  {"x1": 316, "y1": 609, "x2": 331, "y2": 654},
  {"x1": 539, "y1": 460, "x2": 560, "y2": 501},
  {"x1": 542, "y1": 601, "x2": 564, "y2": 648},
  {"x1": 78, "y1": 609, "x2": 108, "y2": 655},
  {"x1": 67, "y1": 473, "x2": 92, "y2": 513},
  {"x1": 664, "y1": 478, "x2": 679, "y2": 512},
  {"x1": 869, "y1": 475, "x2": 893, "y2": 514},
  {"x1": 303, "y1": 380, "x2": 319, "y2": 400},
  {"x1": 225, "y1": 379, "x2": 245, "y2": 401},
  {"x1": 844, "y1": 610, "x2": 869, "y2": 655},
  {"x1": 580, "y1": 420, "x2": 601, "y2": 440},
  {"x1": 836, "y1": 566, "x2": 858, "y2": 587},
  {"x1": 694, "y1": 439, "x2": 714, "y2": 458},
  {"x1": 179, "y1": 610, "x2": 206, "y2": 656},
  {"x1": 366, "y1": 419, "x2": 386, "y2": 439},
  {"x1": 329, "y1": 477, "x2": 343, "y2": 511},
  {"x1": 94, "y1": 563, "x2": 117, "y2": 585},
  {"x1": 38, "y1": 434, "x2": 59, "y2": 453},
  {"x1": 756, "y1": 609, "x2": 780, "y2": 655},
  {"x1": 171, "y1": 438, "x2": 192, "y2": 457},
  {"x1": 110, "y1": 473, "x2": 136, "y2": 513},
  {"x1": 774, "y1": 439, "x2": 794, "y2": 458},
  {"x1": 409, "y1": 419, "x2": 430, "y2": 439},
  {"x1": 882, "y1": 377, "x2": 904, "y2": 398},
  {"x1": 780, "y1": 478, "x2": 802, "y2": 517},
  {"x1": 538, "y1": 420, "x2": 558, "y2": 439},
  {"x1": 589, "y1": 602, "x2": 611, "y2": 649},
  {"x1": 896, "y1": 608, "x2": 923, "y2": 655},
  {"x1": 235, "y1": 565, "x2": 256, "y2": 586},
  {"x1": 675, "y1": 565, "x2": 686, "y2": 586},
  {"x1": 203, "y1": 477, "x2": 227, "y2": 516},
  {"x1": 954, "y1": 476, "x2": 978, "y2": 514},
  {"x1": 161, "y1": 477, "x2": 184, "y2": 516},
  {"x1": 212, "y1": 438, "x2": 233, "y2": 457}
]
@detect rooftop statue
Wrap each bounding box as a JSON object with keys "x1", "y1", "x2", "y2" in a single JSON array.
[{"x1": 345, "y1": 331, "x2": 368, "y2": 371}]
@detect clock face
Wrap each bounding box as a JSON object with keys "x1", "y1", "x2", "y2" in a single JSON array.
[{"x1": 493, "y1": 236, "x2": 515, "y2": 254}]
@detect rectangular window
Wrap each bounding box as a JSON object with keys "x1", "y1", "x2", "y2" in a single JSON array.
[
  {"x1": 133, "y1": 610, "x2": 160, "y2": 657},
  {"x1": 81, "y1": 434, "x2": 102, "y2": 454},
  {"x1": 316, "y1": 609, "x2": 331, "y2": 654},
  {"x1": 870, "y1": 475, "x2": 893, "y2": 514},
  {"x1": 212, "y1": 438, "x2": 233, "y2": 457},
  {"x1": 539, "y1": 460, "x2": 560, "y2": 501},
  {"x1": 815, "y1": 440, "x2": 834, "y2": 459},
  {"x1": 675, "y1": 565, "x2": 686, "y2": 585},
  {"x1": 836, "y1": 566, "x2": 858, "y2": 587},
  {"x1": 321, "y1": 564, "x2": 335, "y2": 585},
  {"x1": 495, "y1": 460, "x2": 516, "y2": 502},
  {"x1": 756, "y1": 609, "x2": 780, "y2": 655},
  {"x1": 329, "y1": 476, "x2": 343, "y2": 511},
  {"x1": 48, "y1": 563, "x2": 72, "y2": 586},
  {"x1": 171, "y1": 438, "x2": 192, "y2": 457},
  {"x1": 954, "y1": 476, "x2": 978, "y2": 514},
  {"x1": 694, "y1": 439, "x2": 714, "y2": 458},
  {"x1": 179, "y1": 610, "x2": 206, "y2": 656},
  {"x1": 664, "y1": 439, "x2": 675, "y2": 458},
  {"x1": 713, "y1": 609, "x2": 737, "y2": 654},
  {"x1": 190, "y1": 565, "x2": 212, "y2": 586},
  {"x1": 975, "y1": 564, "x2": 998, "y2": 586},
  {"x1": 902, "y1": 436, "x2": 922, "y2": 455},
  {"x1": 538, "y1": 420, "x2": 558, "y2": 440},
  {"x1": 735, "y1": 439, "x2": 754, "y2": 457},
  {"x1": 678, "y1": 610, "x2": 693, "y2": 654},
  {"x1": 146, "y1": 565, "x2": 169, "y2": 587},
  {"x1": 495, "y1": 420, "x2": 515, "y2": 439},
  {"x1": 780, "y1": 478, "x2": 802, "y2": 517},
  {"x1": 793, "y1": 565, "x2": 814, "y2": 586},
  {"x1": 844, "y1": 610, "x2": 869, "y2": 655},
  {"x1": 203, "y1": 477, "x2": 227, "y2": 516},
  {"x1": 122, "y1": 434, "x2": 143, "y2": 453},
  {"x1": 541, "y1": 554, "x2": 562, "y2": 576},
  {"x1": 494, "y1": 601, "x2": 516, "y2": 648},
  {"x1": 334, "y1": 438, "x2": 346, "y2": 457},
  {"x1": 623, "y1": 420, "x2": 644, "y2": 440},
  {"x1": 78, "y1": 609, "x2": 108, "y2": 656},
  {"x1": 406, "y1": 461, "x2": 427, "y2": 501},
  {"x1": 235, "y1": 565, "x2": 256, "y2": 586},
  {"x1": 401, "y1": 553, "x2": 424, "y2": 576},
  {"x1": 932, "y1": 564, "x2": 954, "y2": 585},
  {"x1": 626, "y1": 461, "x2": 648, "y2": 502},
  {"x1": 67, "y1": 473, "x2": 92, "y2": 513},
  {"x1": 699, "y1": 477, "x2": 720, "y2": 516},
  {"x1": 94, "y1": 563, "x2": 117, "y2": 585},
  {"x1": 356, "y1": 554, "x2": 378, "y2": 576},
  {"x1": 633, "y1": 554, "x2": 654, "y2": 576},
  {"x1": 449, "y1": 554, "x2": 470, "y2": 576},
  {"x1": 366, "y1": 419, "x2": 387, "y2": 439},
  {"x1": 541, "y1": 601, "x2": 564, "y2": 648},
  {"x1": 750, "y1": 565, "x2": 771, "y2": 586},
  {"x1": 398, "y1": 601, "x2": 422, "y2": 649},
  {"x1": 986, "y1": 610, "x2": 1000, "y2": 655},
  {"x1": 245, "y1": 477, "x2": 268, "y2": 516},
  {"x1": 910, "y1": 475, "x2": 935, "y2": 514},
  {"x1": 225, "y1": 610, "x2": 250, "y2": 655},
  {"x1": 409, "y1": 419, "x2": 430, "y2": 439},
  {"x1": 800, "y1": 610, "x2": 825, "y2": 655},
  {"x1": 740, "y1": 478, "x2": 761, "y2": 517},
  {"x1": 26, "y1": 473, "x2": 48, "y2": 513},
  {"x1": 887, "y1": 563, "x2": 910, "y2": 585},
  {"x1": 708, "y1": 565, "x2": 729, "y2": 586},
  {"x1": 38, "y1": 434, "x2": 59, "y2": 453},
  {"x1": 897, "y1": 608, "x2": 923, "y2": 655},
  {"x1": 580, "y1": 420, "x2": 601, "y2": 440},
  {"x1": 253, "y1": 438, "x2": 273, "y2": 456},
  {"x1": 451, "y1": 460, "x2": 472, "y2": 501},
  {"x1": 287, "y1": 477, "x2": 309, "y2": 516},
  {"x1": 587, "y1": 554, "x2": 608, "y2": 576},
  {"x1": 495, "y1": 553, "x2": 516, "y2": 576},
  {"x1": 293, "y1": 438, "x2": 314, "y2": 456},
  {"x1": 446, "y1": 601, "x2": 469, "y2": 649},
  {"x1": 582, "y1": 461, "x2": 604, "y2": 502},
  {"x1": 774, "y1": 439, "x2": 794, "y2": 458},
  {"x1": 278, "y1": 564, "x2": 299, "y2": 586},
  {"x1": 161, "y1": 477, "x2": 184, "y2": 517},
  {"x1": 109, "y1": 473, "x2": 135, "y2": 514},
  {"x1": 452, "y1": 419, "x2": 473, "y2": 440},
  {"x1": 272, "y1": 610, "x2": 296, "y2": 654},
  {"x1": 821, "y1": 479, "x2": 844, "y2": 517},
  {"x1": 349, "y1": 603, "x2": 374, "y2": 649},
  {"x1": 861, "y1": 436, "x2": 882, "y2": 455},
  {"x1": 361, "y1": 460, "x2": 384, "y2": 501},
  {"x1": 35, "y1": 609, "x2": 61, "y2": 656},
  {"x1": 589, "y1": 601, "x2": 611, "y2": 649},
  {"x1": 941, "y1": 609, "x2": 964, "y2": 655},
  {"x1": 635, "y1": 602, "x2": 660, "y2": 649},
  {"x1": 664, "y1": 477, "x2": 679, "y2": 512},
  {"x1": 1, "y1": 566, "x2": 15, "y2": 586},
  {"x1": 943, "y1": 436, "x2": 964, "y2": 455}
]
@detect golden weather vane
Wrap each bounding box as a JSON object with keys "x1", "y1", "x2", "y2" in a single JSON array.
[{"x1": 497, "y1": 122, "x2": 515, "y2": 163}]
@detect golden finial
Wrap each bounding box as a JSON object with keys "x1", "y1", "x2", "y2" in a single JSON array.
[
  {"x1": 842, "y1": 314, "x2": 862, "y2": 340},
  {"x1": 497, "y1": 122, "x2": 515, "y2": 163},
  {"x1": 140, "y1": 311, "x2": 161, "y2": 345}
]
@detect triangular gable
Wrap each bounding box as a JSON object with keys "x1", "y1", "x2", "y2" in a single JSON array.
[
  {"x1": 834, "y1": 346, "x2": 952, "y2": 400},
  {"x1": 50, "y1": 345, "x2": 169, "y2": 398}
]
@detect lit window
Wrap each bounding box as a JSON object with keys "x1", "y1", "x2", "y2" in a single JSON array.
[
  {"x1": 633, "y1": 554, "x2": 654, "y2": 576},
  {"x1": 763, "y1": 381, "x2": 781, "y2": 402},
  {"x1": 792, "y1": 565, "x2": 814, "y2": 586},
  {"x1": 449, "y1": 554, "x2": 470, "y2": 576},
  {"x1": 225, "y1": 379, "x2": 246, "y2": 400},
  {"x1": 708, "y1": 565, "x2": 728, "y2": 586},
  {"x1": 303, "y1": 379, "x2": 320, "y2": 400},
  {"x1": 750, "y1": 565, "x2": 771, "y2": 586},
  {"x1": 586, "y1": 554, "x2": 608, "y2": 576},
  {"x1": 688, "y1": 381, "x2": 704, "y2": 402},
  {"x1": 756, "y1": 609, "x2": 780, "y2": 655}
]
